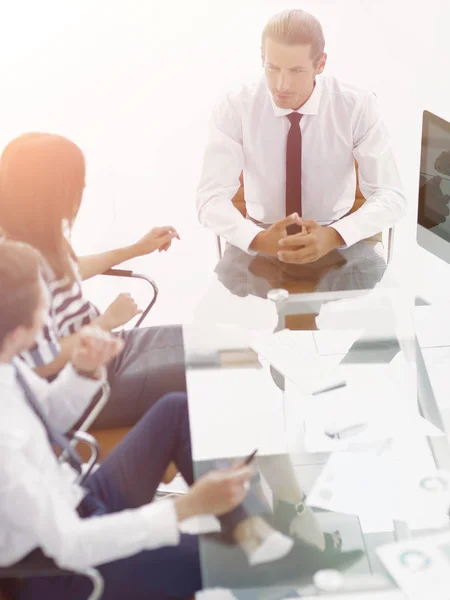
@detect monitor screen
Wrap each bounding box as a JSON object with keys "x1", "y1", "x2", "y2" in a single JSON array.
[{"x1": 417, "y1": 110, "x2": 450, "y2": 263}]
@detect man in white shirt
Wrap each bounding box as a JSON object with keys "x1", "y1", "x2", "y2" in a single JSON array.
[
  {"x1": 197, "y1": 8, "x2": 406, "y2": 264},
  {"x1": 0, "y1": 242, "x2": 362, "y2": 599}
]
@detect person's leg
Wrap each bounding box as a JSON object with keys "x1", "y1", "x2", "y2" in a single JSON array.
[
  {"x1": 88, "y1": 395, "x2": 297, "y2": 571},
  {"x1": 88, "y1": 393, "x2": 269, "y2": 536},
  {"x1": 18, "y1": 404, "x2": 361, "y2": 600},
  {"x1": 256, "y1": 454, "x2": 306, "y2": 506},
  {"x1": 19, "y1": 393, "x2": 202, "y2": 600},
  {"x1": 87, "y1": 396, "x2": 285, "y2": 563},
  {"x1": 194, "y1": 458, "x2": 269, "y2": 533},
  {"x1": 193, "y1": 458, "x2": 294, "y2": 567},
  {"x1": 94, "y1": 325, "x2": 186, "y2": 429},
  {"x1": 84, "y1": 391, "x2": 193, "y2": 510},
  {"x1": 18, "y1": 397, "x2": 304, "y2": 599},
  {"x1": 257, "y1": 454, "x2": 341, "y2": 552}
]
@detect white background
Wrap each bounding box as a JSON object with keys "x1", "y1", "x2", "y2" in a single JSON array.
[{"x1": 1, "y1": 0, "x2": 449, "y2": 322}]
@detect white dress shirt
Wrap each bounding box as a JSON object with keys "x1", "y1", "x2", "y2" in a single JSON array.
[
  {"x1": 196, "y1": 75, "x2": 406, "y2": 253},
  {"x1": 0, "y1": 359, "x2": 179, "y2": 571}
]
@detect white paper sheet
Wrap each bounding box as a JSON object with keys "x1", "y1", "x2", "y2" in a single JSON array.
[
  {"x1": 304, "y1": 415, "x2": 444, "y2": 454},
  {"x1": 306, "y1": 451, "x2": 450, "y2": 525},
  {"x1": 250, "y1": 329, "x2": 345, "y2": 394},
  {"x1": 302, "y1": 359, "x2": 424, "y2": 453},
  {"x1": 377, "y1": 532, "x2": 450, "y2": 600},
  {"x1": 186, "y1": 367, "x2": 287, "y2": 461}
]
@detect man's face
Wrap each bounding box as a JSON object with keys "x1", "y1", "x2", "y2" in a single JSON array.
[{"x1": 263, "y1": 38, "x2": 326, "y2": 110}]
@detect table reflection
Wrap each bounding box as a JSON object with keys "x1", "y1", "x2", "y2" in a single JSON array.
[{"x1": 214, "y1": 241, "x2": 387, "y2": 300}]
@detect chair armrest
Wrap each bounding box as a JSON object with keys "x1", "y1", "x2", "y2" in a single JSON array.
[
  {"x1": 68, "y1": 380, "x2": 110, "y2": 435},
  {"x1": 70, "y1": 431, "x2": 100, "y2": 485},
  {"x1": 0, "y1": 552, "x2": 73, "y2": 578},
  {"x1": 101, "y1": 268, "x2": 158, "y2": 328},
  {"x1": 0, "y1": 551, "x2": 104, "y2": 600},
  {"x1": 59, "y1": 427, "x2": 101, "y2": 485},
  {"x1": 387, "y1": 227, "x2": 395, "y2": 264}
]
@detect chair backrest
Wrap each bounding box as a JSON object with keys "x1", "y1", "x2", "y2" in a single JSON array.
[
  {"x1": 0, "y1": 430, "x2": 104, "y2": 600},
  {"x1": 232, "y1": 162, "x2": 366, "y2": 218},
  {"x1": 230, "y1": 162, "x2": 386, "y2": 251},
  {"x1": 351, "y1": 162, "x2": 368, "y2": 214},
  {"x1": 232, "y1": 172, "x2": 246, "y2": 217},
  {"x1": 0, "y1": 583, "x2": 13, "y2": 600}
]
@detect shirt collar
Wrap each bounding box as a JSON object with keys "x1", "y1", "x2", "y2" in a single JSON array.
[{"x1": 269, "y1": 76, "x2": 323, "y2": 117}]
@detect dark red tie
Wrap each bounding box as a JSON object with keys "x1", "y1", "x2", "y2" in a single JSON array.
[{"x1": 286, "y1": 112, "x2": 303, "y2": 234}]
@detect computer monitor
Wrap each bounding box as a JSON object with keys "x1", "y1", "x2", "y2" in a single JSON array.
[{"x1": 417, "y1": 110, "x2": 450, "y2": 263}]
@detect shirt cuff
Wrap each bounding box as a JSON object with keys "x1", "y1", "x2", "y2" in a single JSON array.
[
  {"x1": 58, "y1": 364, "x2": 105, "y2": 398},
  {"x1": 140, "y1": 499, "x2": 180, "y2": 550},
  {"x1": 231, "y1": 219, "x2": 264, "y2": 254},
  {"x1": 329, "y1": 218, "x2": 361, "y2": 249}
]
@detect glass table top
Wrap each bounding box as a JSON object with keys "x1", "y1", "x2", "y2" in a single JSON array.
[{"x1": 184, "y1": 242, "x2": 450, "y2": 598}]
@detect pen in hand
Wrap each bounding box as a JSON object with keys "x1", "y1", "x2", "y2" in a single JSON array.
[{"x1": 242, "y1": 449, "x2": 258, "y2": 466}]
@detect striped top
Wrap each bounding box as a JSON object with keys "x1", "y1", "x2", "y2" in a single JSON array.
[{"x1": 20, "y1": 257, "x2": 100, "y2": 369}]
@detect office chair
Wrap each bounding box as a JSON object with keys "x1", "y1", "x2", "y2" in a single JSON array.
[
  {"x1": 81, "y1": 267, "x2": 177, "y2": 485},
  {"x1": 0, "y1": 432, "x2": 104, "y2": 600},
  {"x1": 84, "y1": 267, "x2": 158, "y2": 460},
  {"x1": 102, "y1": 268, "x2": 158, "y2": 328}
]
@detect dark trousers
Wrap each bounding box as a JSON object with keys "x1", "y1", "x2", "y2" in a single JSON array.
[
  {"x1": 20, "y1": 393, "x2": 266, "y2": 600},
  {"x1": 94, "y1": 325, "x2": 187, "y2": 429}
]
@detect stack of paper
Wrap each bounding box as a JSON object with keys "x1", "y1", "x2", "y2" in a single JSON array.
[
  {"x1": 306, "y1": 451, "x2": 450, "y2": 526},
  {"x1": 250, "y1": 329, "x2": 346, "y2": 395},
  {"x1": 302, "y1": 356, "x2": 437, "y2": 453}
]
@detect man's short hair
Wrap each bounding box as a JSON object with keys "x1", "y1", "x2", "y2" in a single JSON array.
[
  {"x1": 0, "y1": 241, "x2": 41, "y2": 347},
  {"x1": 262, "y1": 9, "x2": 325, "y2": 64}
]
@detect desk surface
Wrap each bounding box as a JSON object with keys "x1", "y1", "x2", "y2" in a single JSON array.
[{"x1": 186, "y1": 244, "x2": 450, "y2": 598}]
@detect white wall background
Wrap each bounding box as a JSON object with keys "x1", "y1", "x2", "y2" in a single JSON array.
[{"x1": 1, "y1": 0, "x2": 449, "y2": 321}]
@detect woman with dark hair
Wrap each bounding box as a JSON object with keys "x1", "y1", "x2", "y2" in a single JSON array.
[
  {"x1": 0, "y1": 132, "x2": 185, "y2": 429},
  {"x1": 0, "y1": 132, "x2": 350, "y2": 565}
]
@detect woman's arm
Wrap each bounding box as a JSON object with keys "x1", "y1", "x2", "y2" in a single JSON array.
[
  {"x1": 78, "y1": 227, "x2": 180, "y2": 281},
  {"x1": 34, "y1": 316, "x2": 108, "y2": 379},
  {"x1": 78, "y1": 246, "x2": 141, "y2": 281},
  {"x1": 34, "y1": 333, "x2": 82, "y2": 379},
  {"x1": 34, "y1": 295, "x2": 140, "y2": 379}
]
